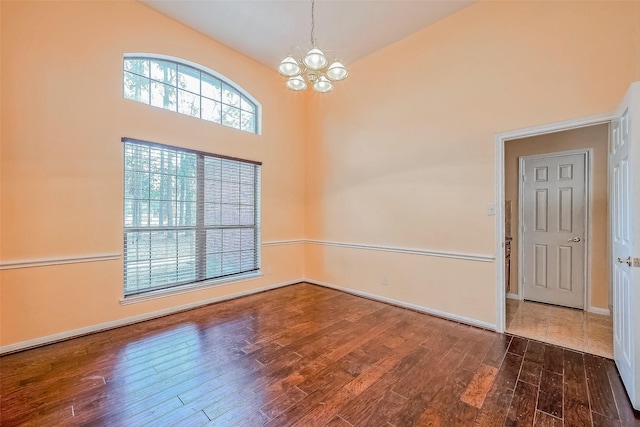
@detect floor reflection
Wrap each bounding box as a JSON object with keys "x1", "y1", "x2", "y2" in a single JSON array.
[
  {"x1": 505, "y1": 299, "x2": 613, "y2": 358},
  {"x1": 102, "y1": 315, "x2": 267, "y2": 425},
  {"x1": 2, "y1": 284, "x2": 633, "y2": 426}
]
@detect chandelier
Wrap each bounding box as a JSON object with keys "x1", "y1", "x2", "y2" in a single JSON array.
[{"x1": 277, "y1": 0, "x2": 348, "y2": 93}]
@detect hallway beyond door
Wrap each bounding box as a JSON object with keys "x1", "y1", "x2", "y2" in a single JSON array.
[{"x1": 506, "y1": 299, "x2": 613, "y2": 359}]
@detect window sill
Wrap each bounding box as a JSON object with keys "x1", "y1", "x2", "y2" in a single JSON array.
[{"x1": 120, "y1": 271, "x2": 263, "y2": 305}]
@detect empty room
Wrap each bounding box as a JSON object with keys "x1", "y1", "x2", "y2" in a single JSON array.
[{"x1": 1, "y1": 0, "x2": 639, "y2": 425}]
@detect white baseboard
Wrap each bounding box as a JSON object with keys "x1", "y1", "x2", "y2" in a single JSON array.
[
  {"x1": 506, "y1": 293, "x2": 521, "y2": 300},
  {"x1": 588, "y1": 306, "x2": 611, "y2": 316},
  {"x1": 1, "y1": 277, "x2": 500, "y2": 355},
  {"x1": 0, "y1": 279, "x2": 301, "y2": 355},
  {"x1": 304, "y1": 278, "x2": 497, "y2": 331}
]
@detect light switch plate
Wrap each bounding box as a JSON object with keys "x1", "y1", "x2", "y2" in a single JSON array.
[{"x1": 487, "y1": 204, "x2": 496, "y2": 216}]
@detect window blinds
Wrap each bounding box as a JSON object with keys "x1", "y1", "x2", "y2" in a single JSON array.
[{"x1": 123, "y1": 138, "x2": 261, "y2": 296}]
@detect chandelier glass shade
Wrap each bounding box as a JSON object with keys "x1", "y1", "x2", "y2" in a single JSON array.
[
  {"x1": 303, "y1": 47, "x2": 328, "y2": 70},
  {"x1": 278, "y1": 0, "x2": 348, "y2": 93},
  {"x1": 312, "y1": 75, "x2": 333, "y2": 93},
  {"x1": 277, "y1": 56, "x2": 301, "y2": 77},
  {"x1": 285, "y1": 75, "x2": 307, "y2": 91},
  {"x1": 326, "y1": 61, "x2": 348, "y2": 81}
]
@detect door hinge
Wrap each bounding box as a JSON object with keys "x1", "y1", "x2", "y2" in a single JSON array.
[{"x1": 522, "y1": 174, "x2": 526, "y2": 182}]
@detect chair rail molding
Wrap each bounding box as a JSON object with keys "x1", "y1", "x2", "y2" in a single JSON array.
[
  {"x1": 305, "y1": 239, "x2": 495, "y2": 262},
  {"x1": 0, "y1": 253, "x2": 122, "y2": 270}
]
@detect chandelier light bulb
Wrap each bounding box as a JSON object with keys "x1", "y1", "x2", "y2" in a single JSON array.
[
  {"x1": 326, "y1": 61, "x2": 348, "y2": 81},
  {"x1": 285, "y1": 75, "x2": 307, "y2": 91},
  {"x1": 303, "y1": 47, "x2": 328, "y2": 71},
  {"x1": 277, "y1": 56, "x2": 301, "y2": 77},
  {"x1": 312, "y1": 75, "x2": 333, "y2": 93}
]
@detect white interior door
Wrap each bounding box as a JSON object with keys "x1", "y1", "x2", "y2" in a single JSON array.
[
  {"x1": 521, "y1": 151, "x2": 586, "y2": 308},
  {"x1": 610, "y1": 82, "x2": 639, "y2": 410}
]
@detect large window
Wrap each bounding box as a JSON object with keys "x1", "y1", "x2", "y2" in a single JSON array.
[
  {"x1": 123, "y1": 138, "x2": 261, "y2": 297},
  {"x1": 123, "y1": 54, "x2": 260, "y2": 134}
]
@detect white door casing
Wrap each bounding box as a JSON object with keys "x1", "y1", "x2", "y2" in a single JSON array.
[
  {"x1": 610, "y1": 82, "x2": 639, "y2": 410},
  {"x1": 520, "y1": 151, "x2": 587, "y2": 309},
  {"x1": 495, "y1": 112, "x2": 613, "y2": 334}
]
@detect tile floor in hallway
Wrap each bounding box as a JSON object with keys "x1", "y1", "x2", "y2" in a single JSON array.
[{"x1": 505, "y1": 298, "x2": 613, "y2": 359}]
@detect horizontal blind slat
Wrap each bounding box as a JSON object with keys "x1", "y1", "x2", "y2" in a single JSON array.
[{"x1": 123, "y1": 140, "x2": 260, "y2": 296}]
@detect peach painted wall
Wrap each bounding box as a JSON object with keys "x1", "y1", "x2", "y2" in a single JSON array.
[
  {"x1": 304, "y1": 1, "x2": 639, "y2": 325},
  {"x1": 637, "y1": 3, "x2": 640, "y2": 81},
  {"x1": 0, "y1": 0, "x2": 3, "y2": 332},
  {"x1": 2, "y1": 0, "x2": 639, "y2": 348},
  {"x1": 504, "y1": 124, "x2": 610, "y2": 310},
  {"x1": 0, "y1": 1, "x2": 306, "y2": 347}
]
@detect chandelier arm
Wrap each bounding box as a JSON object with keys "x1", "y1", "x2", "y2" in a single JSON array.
[
  {"x1": 290, "y1": 45, "x2": 304, "y2": 59},
  {"x1": 323, "y1": 49, "x2": 336, "y2": 64}
]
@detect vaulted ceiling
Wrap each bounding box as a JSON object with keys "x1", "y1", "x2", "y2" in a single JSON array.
[{"x1": 141, "y1": 1, "x2": 475, "y2": 69}]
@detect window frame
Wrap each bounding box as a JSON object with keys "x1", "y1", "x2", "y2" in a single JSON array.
[
  {"x1": 121, "y1": 137, "x2": 262, "y2": 303},
  {"x1": 123, "y1": 53, "x2": 262, "y2": 135}
]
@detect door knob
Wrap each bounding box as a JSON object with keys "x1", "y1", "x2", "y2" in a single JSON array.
[
  {"x1": 618, "y1": 256, "x2": 632, "y2": 266},
  {"x1": 567, "y1": 237, "x2": 581, "y2": 242}
]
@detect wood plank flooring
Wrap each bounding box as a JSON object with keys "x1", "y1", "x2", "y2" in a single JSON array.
[{"x1": 1, "y1": 283, "x2": 638, "y2": 426}]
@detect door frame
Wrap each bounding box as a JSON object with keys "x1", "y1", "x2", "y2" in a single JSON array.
[
  {"x1": 494, "y1": 112, "x2": 614, "y2": 333},
  {"x1": 517, "y1": 149, "x2": 592, "y2": 309}
]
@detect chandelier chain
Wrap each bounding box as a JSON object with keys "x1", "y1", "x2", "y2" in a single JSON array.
[{"x1": 310, "y1": 0, "x2": 316, "y2": 46}]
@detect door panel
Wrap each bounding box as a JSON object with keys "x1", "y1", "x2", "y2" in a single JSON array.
[
  {"x1": 535, "y1": 189, "x2": 548, "y2": 231},
  {"x1": 557, "y1": 246, "x2": 572, "y2": 290},
  {"x1": 522, "y1": 152, "x2": 586, "y2": 308},
  {"x1": 558, "y1": 188, "x2": 573, "y2": 231},
  {"x1": 534, "y1": 244, "x2": 547, "y2": 287},
  {"x1": 610, "y1": 82, "x2": 639, "y2": 410}
]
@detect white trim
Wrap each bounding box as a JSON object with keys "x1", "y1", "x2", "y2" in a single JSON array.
[
  {"x1": 262, "y1": 239, "x2": 495, "y2": 262},
  {"x1": 518, "y1": 149, "x2": 593, "y2": 160},
  {"x1": 262, "y1": 239, "x2": 305, "y2": 246},
  {"x1": 517, "y1": 157, "x2": 524, "y2": 300},
  {"x1": 0, "y1": 253, "x2": 121, "y2": 270},
  {"x1": 506, "y1": 292, "x2": 521, "y2": 300},
  {"x1": 0, "y1": 279, "x2": 300, "y2": 355},
  {"x1": 495, "y1": 112, "x2": 615, "y2": 333},
  {"x1": 495, "y1": 128, "x2": 507, "y2": 333},
  {"x1": 498, "y1": 113, "x2": 615, "y2": 142},
  {"x1": 305, "y1": 240, "x2": 494, "y2": 262},
  {"x1": 305, "y1": 278, "x2": 496, "y2": 331},
  {"x1": 120, "y1": 271, "x2": 263, "y2": 304},
  {"x1": 586, "y1": 149, "x2": 594, "y2": 312},
  {"x1": 0, "y1": 277, "x2": 497, "y2": 354},
  {"x1": 588, "y1": 306, "x2": 611, "y2": 316},
  {"x1": 518, "y1": 149, "x2": 592, "y2": 310}
]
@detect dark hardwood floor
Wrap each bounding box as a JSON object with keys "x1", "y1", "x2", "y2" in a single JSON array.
[{"x1": 1, "y1": 283, "x2": 638, "y2": 426}]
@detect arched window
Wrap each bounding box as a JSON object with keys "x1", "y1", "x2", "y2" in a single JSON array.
[{"x1": 123, "y1": 54, "x2": 260, "y2": 134}]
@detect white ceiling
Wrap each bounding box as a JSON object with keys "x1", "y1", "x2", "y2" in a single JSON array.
[{"x1": 141, "y1": 0, "x2": 475, "y2": 69}]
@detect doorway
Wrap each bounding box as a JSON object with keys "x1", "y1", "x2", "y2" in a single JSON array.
[{"x1": 499, "y1": 122, "x2": 612, "y2": 358}]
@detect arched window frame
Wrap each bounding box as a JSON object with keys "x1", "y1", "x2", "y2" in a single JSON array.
[{"x1": 123, "y1": 53, "x2": 262, "y2": 135}]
